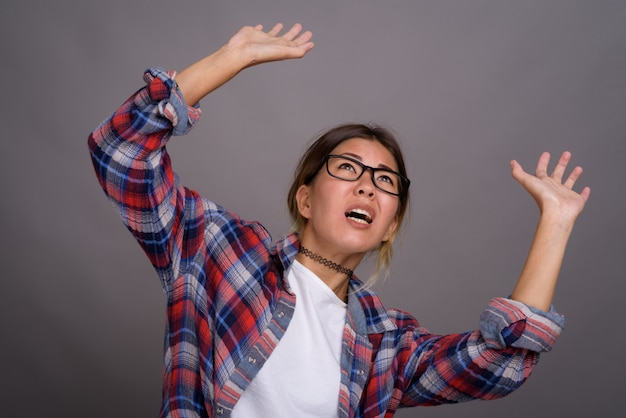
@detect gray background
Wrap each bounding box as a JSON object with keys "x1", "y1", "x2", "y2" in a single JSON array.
[{"x1": 1, "y1": 0, "x2": 625, "y2": 417}]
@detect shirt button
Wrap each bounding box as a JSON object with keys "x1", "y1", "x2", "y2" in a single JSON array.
[
  {"x1": 277, "y1": 311, "x2": 285, "y2": 318},
  {"x1": 357, "y1": 369, "x2": 365, "y2": 376},
  {"x1": 248, "y1": 356, "x2": 257, "y2": 364},
  {"x1": 216, "y1": 407, "x2": 224, "y2": 415}
]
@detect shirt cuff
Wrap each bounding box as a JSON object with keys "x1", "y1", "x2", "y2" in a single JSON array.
[
  {"x1": 479, "y1": 297, "x2": 565, "y2": 352},
  {"x1": 143, "y1": 67, "x2": 202, "y2": 136}
]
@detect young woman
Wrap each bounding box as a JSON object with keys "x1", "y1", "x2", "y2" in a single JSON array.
[{"x1": 88, "y1": 23, "x2": 590, "y2": 418}]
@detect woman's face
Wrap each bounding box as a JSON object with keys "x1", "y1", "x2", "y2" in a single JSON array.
[{"x1": 296, "y1": 137, "x2": 400, "y2": 260}]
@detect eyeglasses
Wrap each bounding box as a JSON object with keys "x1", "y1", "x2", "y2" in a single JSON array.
[{"x1": 324, "y1": 154, "x2": 410, "y2": 197}]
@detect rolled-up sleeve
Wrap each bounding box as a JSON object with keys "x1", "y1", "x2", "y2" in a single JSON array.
[
  {"x1": 395, "y1": 298, "x2": 565, "y2": 408},
  {"x1": 480, "y1": 297, "x2": 564, "y2": 352},
  {"x1": 88, "y1": 67, "x2": 203, "y2": 290}
]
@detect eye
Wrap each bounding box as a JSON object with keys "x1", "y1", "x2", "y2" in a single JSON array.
[
  {"x1": 338, "y1": 162, "x2": 357, "y2": 173},
  {"x1": 376, "y1": 173, "x2": 395, "y2": 185}
]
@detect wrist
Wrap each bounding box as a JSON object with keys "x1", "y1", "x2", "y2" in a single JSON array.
[
  {"x1": 217, "y1": 42, "x2": 252, "y2": 71},
  {"x1": 538, "y1": 208, "x2": 577, "y2": 231},
  {"x1": 176, "y1": 46, "x2": 248, "y2": 105}
]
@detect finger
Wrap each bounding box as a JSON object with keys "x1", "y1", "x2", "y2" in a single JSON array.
[
  {"x1": 282, "y1": 23, "x2": 303, "y2": 41},
  {"x1": 254, "y1": 24, "x2": 263, "y2": 31},
  {"x1": 510, "y1": 159, "x2": 521, "y2": 175},
  {"x1": 580, "y1": 186, "x2": 591, "y2": 202},
  {"x1": 293, "y1": 30, "x2": 313, "y2": 46},
  {"x1": 563, "y1": 165, "x2": 583, "y2": 189},
  {"x1": 535, "y1": 152, "x2": 551, "y2": 177},
  {"x1": 510, "y1": 159, "x2": 530, "y2": 184},
  {"x1": 551, "y1": 151, "x2": 572, "y2": 182},
  {"x1": 267, "y1": 23, "x2": 284, "y2": 37}
]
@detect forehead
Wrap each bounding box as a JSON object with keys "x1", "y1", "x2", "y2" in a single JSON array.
[{"x1": 330, "y1": 137, "x2": 398, "y2": 171}]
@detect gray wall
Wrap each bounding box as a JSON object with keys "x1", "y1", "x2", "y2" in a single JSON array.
[{"x1": 2, "y1": 1, "x2": 624, "y2": 417}]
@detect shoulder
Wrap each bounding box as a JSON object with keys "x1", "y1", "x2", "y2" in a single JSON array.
[
  {"x1": 385, "y1": 308, "x2": 422, "y2": 331},
  {"x1": 351, "y1": 284, "x2": 424, "y2": 336},
  {"x1": 200, "y1": 196, "x2": 273, "y2": 248}
]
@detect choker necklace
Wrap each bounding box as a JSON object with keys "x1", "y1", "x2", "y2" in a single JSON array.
[{"x1": 298, "y1": 246, "x2": 354, "y2": 277}]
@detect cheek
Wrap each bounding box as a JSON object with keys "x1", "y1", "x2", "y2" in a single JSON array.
[
  {"x1": 381, "y1": 202, "x2": 400, "y2": 241},
  {"x1": 311, "y1": 190, "x2": 340, "y2": 217},
  {"x1": 382, "y1": 196, "x2": 400, "y2": 219},
  {"x1": 310, "y1": 178, "x2": 346, "y2": 207}
]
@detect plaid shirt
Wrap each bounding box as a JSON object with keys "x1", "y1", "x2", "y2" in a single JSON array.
[{"x1": 88, "y1": 68, "x2": 565, "y2": 418}]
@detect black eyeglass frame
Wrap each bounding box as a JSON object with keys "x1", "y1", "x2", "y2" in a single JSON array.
[{"x1": 324, "y1": 154, "x2": 411, "y2": 197}]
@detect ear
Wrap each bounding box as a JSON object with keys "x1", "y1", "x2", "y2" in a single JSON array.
[
  {"x1": 295, "y1": 184, "x2": 312, "y2": 220},
  {"x1": 381, "y1": 214, "x2": 399, "y2": 242}
]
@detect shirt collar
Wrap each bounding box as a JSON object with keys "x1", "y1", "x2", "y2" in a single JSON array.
[{"x1": 273, "y1": 233, "x2": 397, "y2": 336}]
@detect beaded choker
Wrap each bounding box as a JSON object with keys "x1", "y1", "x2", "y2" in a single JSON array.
[{"x1": 298, "y1": 246, "x2": 354, "y2": 277}]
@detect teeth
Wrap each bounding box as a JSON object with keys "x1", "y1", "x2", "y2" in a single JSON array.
[
  {"x1": 349, "y1": 217, "x2": 369, "y2": 225},
  {"x1": 345, "y1": 208, "x2": 372, "y2": 224}
]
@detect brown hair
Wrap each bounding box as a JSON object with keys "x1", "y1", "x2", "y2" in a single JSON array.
[{"x1": 287, "y1": 123, "x2": 410, "y2": 285}]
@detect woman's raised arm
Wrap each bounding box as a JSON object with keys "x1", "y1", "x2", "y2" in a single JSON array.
[
  {"x1": 509, "y1": 151, "x2": 591, "y2": 311},
  {"x1": 176, "y1": 23, "x2": 314, "y2": 106}
]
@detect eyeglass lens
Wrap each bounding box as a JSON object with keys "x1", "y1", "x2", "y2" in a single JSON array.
[{"x1": 326, "y1": 156, "x2": 403, "y2": 195}]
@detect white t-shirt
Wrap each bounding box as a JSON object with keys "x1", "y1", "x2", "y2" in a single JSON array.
[{"x1": 232, "y1": 260, "x2": 348, "y2": 418}]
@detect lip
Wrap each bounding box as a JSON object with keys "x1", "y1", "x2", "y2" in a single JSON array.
[{"x1": 344, "y1": 203, "x2": 375, "y2": 225}]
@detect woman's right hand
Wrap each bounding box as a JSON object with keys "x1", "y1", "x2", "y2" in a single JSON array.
[
  {"x1": 226, "y1": 23, "x2": 315, "y2": 69},
  {"x1": 176, "y1": 23, "x2": 314, "y2": 106}
]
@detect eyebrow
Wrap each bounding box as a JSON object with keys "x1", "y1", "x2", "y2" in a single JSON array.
[{"x1": 340, "y1": 152, "x2": 397, "y2": 172}]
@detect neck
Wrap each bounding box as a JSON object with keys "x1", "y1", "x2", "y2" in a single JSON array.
[
  {"x1": 296, "y1": 246, "x2": 355, "y2": 302},
  {"x1": 298, "y1": 246, "x2": 354, "y2": 277}
]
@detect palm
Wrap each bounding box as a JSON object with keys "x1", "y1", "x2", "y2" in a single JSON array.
[
  {"x1": 511, "y1": 151, "x2": 591, "y2": 221},
  {"x1": 228, "y1": 23, "x2": 315, "y2": 68}
]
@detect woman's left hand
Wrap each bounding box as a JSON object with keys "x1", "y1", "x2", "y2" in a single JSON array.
[
  {"x1": 511, "y1": 151, "x2": 591, "y2": 223},
  {"x1": 509, "y1": 151, "x2": 591, "y2": 310}
]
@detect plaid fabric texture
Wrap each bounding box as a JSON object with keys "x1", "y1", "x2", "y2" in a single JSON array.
[{"x1": 88, "y1": 68, "x2": 565, "y2": 418}]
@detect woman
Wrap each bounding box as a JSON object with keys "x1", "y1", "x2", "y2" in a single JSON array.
[{"x1": 88, "y1": 23, "x2": 590, "y2": 418}]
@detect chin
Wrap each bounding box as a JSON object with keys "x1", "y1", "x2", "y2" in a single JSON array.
[{"x1": 337, "y1": 236, "x2": 381, "y2": 255}]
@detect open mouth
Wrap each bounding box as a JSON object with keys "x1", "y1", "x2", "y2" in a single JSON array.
[{"x1": 345, "y1": 209, "x2": 373, "y2": 224}]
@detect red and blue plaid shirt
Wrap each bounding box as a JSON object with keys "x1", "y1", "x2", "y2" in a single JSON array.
[{"x1": 88, "y1": 67, "x2": 565, "y2": 418}]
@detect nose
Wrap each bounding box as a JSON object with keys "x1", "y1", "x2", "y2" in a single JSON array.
[
  {"x1": 358, "y1": 188, "x2": 374, "y2": 198},
  {"x1": 356, "y1": 169, "x2": 376, "y2": 198}
]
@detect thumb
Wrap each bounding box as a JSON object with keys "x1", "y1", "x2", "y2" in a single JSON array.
[
  {"x1": 510, "y1": 159, "x2": 533, "y2": 188},
  {"x1": 510, "y1": 159, "x2": 523, "y2": 181}
]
